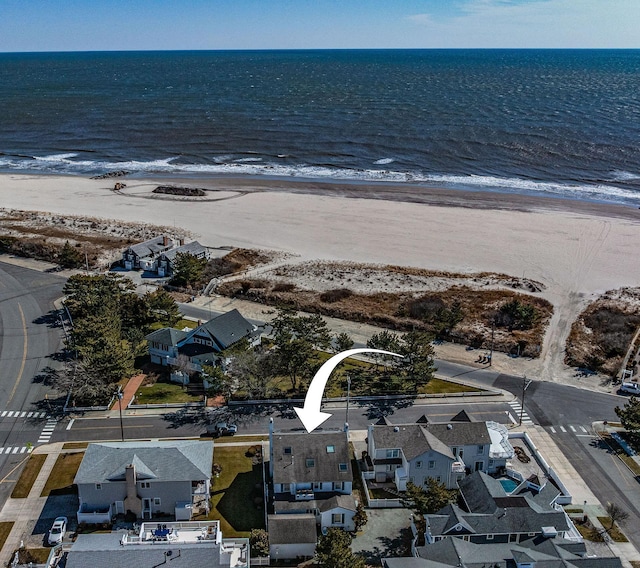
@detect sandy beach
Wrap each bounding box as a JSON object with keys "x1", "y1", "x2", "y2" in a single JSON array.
[{"x1": 2, "y1": 173, "x2": 640, "y2": 381}]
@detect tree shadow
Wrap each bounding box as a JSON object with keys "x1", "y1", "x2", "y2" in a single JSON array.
[
  {"x1": 362, "y1": 398, "x2": 415, "y2": 420},
  {"x1": 32, "y1": 309, "x2": 63, "y2": 329},
  {"x1": 216, "y1": 464, "x2": 265, "y2": 532}
]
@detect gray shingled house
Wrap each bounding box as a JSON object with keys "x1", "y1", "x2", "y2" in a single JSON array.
[
  {"x1": 122, "y1": 235, "x2": 176, "y2": 271},
  {"x1": 146, "y1": 309, "x2": 260, "y2": 371},
  {"x1": 423, "y1": 471, "x2": 573, "y2": 545},
  {"x1": 269, "y1": 422, "x2": 357, "y2": 532},
  {"x1": 74, "y1": 440, "x2": 213, "y2": 523},
  {"x1": 156, "y1": 240, "x2": 208, "y2": 277},
  {"x1": 365, "y1": 413, "x2": 514, "y2": 491}
]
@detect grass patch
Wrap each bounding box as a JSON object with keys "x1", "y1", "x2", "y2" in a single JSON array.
[
  {"x1": 369, "y1": 487, "x2": 399, "y2": 500},
  {"x1": 194, "y1": 446, "x2": 264, "y2": 538},
  {"x1": 14, "y1": 548, "x2": 50, "y2": 564},
  {"x1": 630, "y1": 562, "x2": 640, "y2": 568},
  {"x1": 133, "y1": 382, "x2": 202, "y2": 404},
  {"x1": 0, "y1": 522, "x2": 14, "y2": 553},
  {"x1": 11, "y1": 454, "x2": 47, "y2": 498},
  {"x1": 62, "y1": 442, "x2": 89, "y2": 450},
  {"x1": 209, "y1": 435, "x2": 269, "y2": 444},
  {"x1": 597, "y1": 517, "x2": 629, "y2": 542},
  {"x1": 574, "y1": 519, "x2": 604, "y2": 542},
  {"x1": 41, "y1": 452, "x2": 84, "y2": 497},
  {"x1": 563, "y1": 507, "x2": 584, "y2": 514},
  {"x1": 599, "y1": 434, "x2": 640, "y2": 476},
  {"x1": 421, "y1": 378, "x2": 481, "y2": 395}
]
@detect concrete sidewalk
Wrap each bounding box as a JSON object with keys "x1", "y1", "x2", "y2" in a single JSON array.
[{"x1": 0, "y1": 443, "x2": 66, "y2": 566}]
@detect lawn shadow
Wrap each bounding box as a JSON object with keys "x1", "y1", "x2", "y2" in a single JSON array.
[
  {"x1": 216, "y1": 464, "x2": 265, "y2": 532},
  {"x1": 32, "y1": 494, "x2": 79, "y2": 536}
]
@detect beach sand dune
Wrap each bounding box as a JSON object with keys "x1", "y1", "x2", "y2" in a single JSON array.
[{"x1": 2, "y1": 173, "x2": 640, "y2": 381}]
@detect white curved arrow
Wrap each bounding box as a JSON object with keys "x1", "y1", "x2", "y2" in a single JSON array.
[{"x1": 294, "y1": 348, "x2": 403, "y2": 433}]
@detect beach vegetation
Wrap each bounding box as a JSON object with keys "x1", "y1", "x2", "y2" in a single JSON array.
[
  {"x1": 494, "y1": 298, "x2": 539, "y2": 331},
  {"x1": 58, "y1": 240, "x2": 85, "y2": 268},
  {"x1": 565, "y1": 290, "x2": 640, "y2": 375},
  {"x1": 333, "y1": 331, "x2": 355, "y2": 353},
  {"x1": 615, "y1": 396, "x2": 640, "y2": 440}
]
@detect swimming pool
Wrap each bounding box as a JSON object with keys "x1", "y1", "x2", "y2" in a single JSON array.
[{"x1": 498, "y1": 478, "x2": 518, "y2": 493}]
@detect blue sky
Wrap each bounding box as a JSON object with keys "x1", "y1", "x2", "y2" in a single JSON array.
[{"x1": 1, "y1": 0, "x2": 638, "y2": 51}]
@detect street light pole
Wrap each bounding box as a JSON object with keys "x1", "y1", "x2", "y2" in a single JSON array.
[
  {"x1": 519, "y1": 375, "x2": 532, "y2": 426},
  {"x1": 489, "y1": 318, "x2": 495, "y2": 367},
  {"x1": 118, "y1": 392, "x2": 125, "y2": 442}
]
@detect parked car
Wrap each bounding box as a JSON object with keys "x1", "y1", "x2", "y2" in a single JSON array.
[
  {"x1": 619, "y1": 382, "x2": 640, "y2": 395},
  {"x1": 48, "y1": 517, "x2": 67, "y2": 545},
  {"x1": 206, "y1": 422, "x2": 238, "y2": 436}
]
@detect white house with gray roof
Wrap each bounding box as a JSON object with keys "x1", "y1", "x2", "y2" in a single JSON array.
[
  {"x1": 269, "y1": 422, "x2": 357, "y2": 532},
  {"x1": 366, "y1": 414, "x2": 514, "y2": 491},
  {"x1": 146, "y1": 309, "x2": 260, "y2": 370},
  {"x1": 122, "y1": 235, "x2": 177, "y2": 271},
  {"x1": 156, "y1": 240, "x2": 208, "y2": 277},
  {"x1": 74, "y1": 440, "x2": 213, "y2": 523},
  {"x1": 268, "y1": 514, "x2": 317, "y2": 560}
]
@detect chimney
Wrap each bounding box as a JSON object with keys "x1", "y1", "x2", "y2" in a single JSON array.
[
  {"x1": 163, "y1": 235, "x2": 169, "y2": 247},
  {"x1": 179, "y1": 238, "x2": 185, "y2": 246},
  {"x1": 123, "y1": 464, "x2": 142, "y2": 518},
  {"x1": 344, "y1": 422, "x2": 349, "y2": 436}
]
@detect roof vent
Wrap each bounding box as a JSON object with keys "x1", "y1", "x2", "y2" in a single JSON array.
[
  {"x1": 447, "y1": 424, "x2": 453, "y2": 430},
  {"x1": 393, "y1": 426, "x2": 400, "y2": 432}
]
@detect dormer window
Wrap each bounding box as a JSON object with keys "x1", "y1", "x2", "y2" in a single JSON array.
[
  {"x1": 326, "y1": 445, "x2": 335, "y2": 453},
  {"x1": 284, "y1": 447, "x2": 292, "y2": 455},
  {"x1": 386, "y1": 449, "x2": 400, "y2": 458},
  {"x1": 339, "y1": 463, "x2": 348, "y2": 472},
  {"x1": 306, "y1": 458, "x2": 315, "y2": 468}
]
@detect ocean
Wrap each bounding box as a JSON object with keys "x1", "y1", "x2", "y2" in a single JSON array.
[{"x1": 1, "y1": 49, "x2": 639, "y2": 205}]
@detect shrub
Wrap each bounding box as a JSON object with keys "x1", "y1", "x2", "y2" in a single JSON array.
[
  {"x1": 272, "y1": 282, "x2": 296, "y2": 292},
  {"x1": 320, "y1": 288, "x2": 353, "y2": 303}
]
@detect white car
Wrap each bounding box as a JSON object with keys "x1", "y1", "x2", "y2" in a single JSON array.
[
  {"x1": 47, "y1": 517, "x2": 67, "y2": 545},
  {"x1": 619, "y1": 382, "x2": 640, "y2": 396}
]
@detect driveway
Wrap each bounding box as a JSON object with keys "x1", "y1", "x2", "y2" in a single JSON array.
[{"x1": 351, "y1": 508, "x2": 413, "y2": 562}]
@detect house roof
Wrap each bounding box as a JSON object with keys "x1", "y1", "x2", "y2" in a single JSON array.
[
  {"x1": 144, "y1": 327, "x2": 189, "y2": 346},
  {"x1": 319, "y1": 494, "x2": 357, "y2": 513},
  {"x1": 424, "y1": 422, "x2": 491, "y2": 446},
  {"x1": 65, "y1": 533, "x2": 236, "y2": 568},
  {"x1": 268, "y1": 514, "x2": 317, "y2": 545},
  {"x1": 197, "y1": 309, "x2": 256, "y2": 350},
  {"x1": 449, "y1": 410, "x2": 474, "y2": 422},
  {"x1": 413, "y1": 535, "x2": 622, "y2": 568},
  {"x1": 74, "y1": 440, "x2": 213, "y2": 485},
  {"x1": 126, "y1": 236, "x2": 174, "y2": 259},
  {"x1": 161, "y1": 241, "x2": 207, "y2": 262},
  {"x1": 271, "y1": 430, "x2": 352, "y2": 485},
  {"x1": 370, "y1": 424, "x2": 455, "y2": 461}
]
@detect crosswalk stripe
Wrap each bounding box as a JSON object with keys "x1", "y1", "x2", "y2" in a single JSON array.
[
  {"x1": 20, "y1": 411, "x2": 26, "y2": 418},
  {"x1": 550, "y1": 426, "x2": 556, "y2": 433},
  {"x1": 11, "y1": 447, "x2": 19, "y2": 454},
  {"x1": 1, "y1": 412, "x2": 6, "y2": 417},
  {"x1": 560, "y1": 426, "x2": 567, "y2": 432},
  {"x1": 27, "y1": 412, "x2": 33, "y2": 418},
  {"x1": 20, "y1": 447, "x2": 27, "y2": 453},
  {"x1": 6, "y1": 411, "x2": 14, "y2": 417},
  {"x1": 579, "y1": 426, "x2": 587, "y2": 433},
  {"x1": 569, "y1": 425, "x2": 576, "y2": 432}
]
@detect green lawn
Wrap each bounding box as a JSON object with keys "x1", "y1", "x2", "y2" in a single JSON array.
[
  {"x1": 420, "y1": 378, "x2": 481, "y2": 395},
  {"x1": 11, "y1": 454, "x2": 47, "y2": 498},
  {"x1": 195, "y1": 446, "x2": 265, "y2": 538},
  {"x1": 599, "y1": 433, "x2": 640, "y2": 476},
  {"x1": 41, "y1": 452, "x2": 84, "y2": 497},
  {"x1": 597, "y1": 517, "x2": 629, "y2": 542},
  {"x1": 134, "y1": 382, "x2": 202, "y2": 404}
]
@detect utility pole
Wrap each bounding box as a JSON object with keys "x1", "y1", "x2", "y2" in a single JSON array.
[
  {"x1": 519, "y1": 375, "x2": 532, "y2": 426},
  {"x1": 489, "y1": 318, "x2": 495, "y2": 366},
  {"x1": 345, "y1": 376, "x2": 351, "y2": 426}
]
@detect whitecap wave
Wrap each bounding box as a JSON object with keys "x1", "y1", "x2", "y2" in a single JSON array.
[
  {"x1": 34, "y1": 152, "x2": 79, "y2": 161},
  {"x1": 374, "y1": 158, "x2": 395, "y2": 165},
  {"x1": 611, "y1": 170, "x2": 640, "y2": 181}
]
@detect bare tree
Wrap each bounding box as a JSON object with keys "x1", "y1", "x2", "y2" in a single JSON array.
[{"x1": 605, "y1": 502, "x2": 629, "y2": 532}]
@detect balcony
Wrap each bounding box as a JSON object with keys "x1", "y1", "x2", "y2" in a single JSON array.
[{"x1": 452, "y1": 461, "x2": 465, "y2": 473}]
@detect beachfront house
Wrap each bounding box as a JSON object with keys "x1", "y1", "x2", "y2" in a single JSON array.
[
  {"x1": 74, "y1": 440, "x2": 213, "y2": 523},
  {"x1": 156, "y1": 240, "x2": 208, "y2": 277},
  {"x1": 269, "y1": 421, "x2": 357, "y2": 533},
  {"x1": 365, "y1": 412, "x2": 514, "y2": 491},
  {"x1": 121, "y1": 235, "x2": 177, "y2": 271},
  {"x1": 146, "y1": 309, "x2": 260, "y2": 372}
]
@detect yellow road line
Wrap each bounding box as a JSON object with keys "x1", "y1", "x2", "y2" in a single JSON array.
[{"x1": 7, "y1": 303, "x2": 27, "y2": 405}]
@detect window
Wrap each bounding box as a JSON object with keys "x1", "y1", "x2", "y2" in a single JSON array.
[
  {"x1": 477, "y1": 445, "x2": 484, "y2": 454},
  {"x1": 306, "y1": 458, "x2": 315, "y2": 468},
  {"x1": 528, "y1": 532, "x2": 536, "y2": 537},
  {"x1": 326, "y1": 445, "x2": 335, "y2": 453},
  {"x1": 428, "y1": 460, "x2": 436, "y2": 469},
  {"x1": 313, "y1": 482, "x2": 322, "y2": 490},
  {"x1": 332, "y1": 513, "x2": 344, "y2": 525},
  {"x1": 509, "y1": 534, "x2": 517, "y2": 543},
  {"x1": 459, "y1": 450, "x2": 464, "y2": 460},
  {"x1": 95, "y1": 483, "x2": 102, "y2": 490},
  {"x1": 452, "y1": 447, "x2": 457, "y2": 456},
  {"x1": 333, "y1": 482, "x2": 344, "y2": 491},
  {"x1": 339, "y1": 463, "x2": 348, "y2": 472},
  {"x1": 140, "y1": 482, "x2": 150, "y2": 489},
  {"x1": 409, "y1": 477, "x2": 414, "y2": 484},
  {"x1": 283, "y1": 447, "x2": 292, "y2": 455},
  {"x1": 281, "y1": 483, "x2": 290, "y2": 492},
  {"x1": 416, "y1": 461, "x2": 423, "y2": 469},
  {"x1": 435, "y1": 476, "x2": 442, "y2": 482},
  {"x1": 486, "y1": 534, "x2": 494, "y2": 540},
  {"x1": 489, "y1": 459, "x2": 495, "y2": 467},
  {"x1": 153, "y1": 498, "x2": 161, "y2": 506},
  {"x1": 474, "y1": 461, "x2": 484, "y2": 472},
  {"x1": 386, "y1": 449, "x2": 400, "y2": 458}
]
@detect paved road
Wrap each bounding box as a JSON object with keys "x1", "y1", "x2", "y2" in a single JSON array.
[{"x1": 0, "y1": 262, "x2": 65, "y2": 504}]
